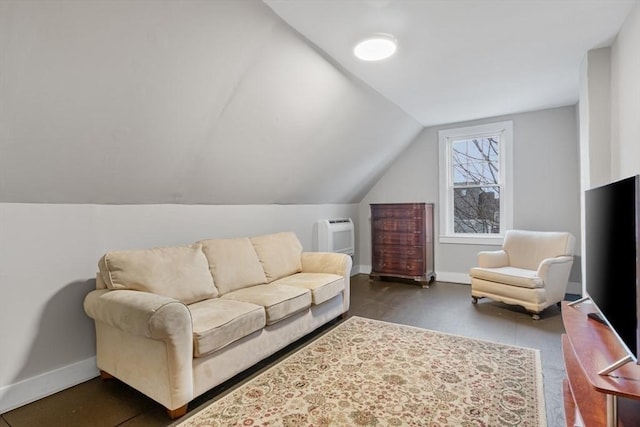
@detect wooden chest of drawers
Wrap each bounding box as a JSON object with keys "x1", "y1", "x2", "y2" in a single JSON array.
[{"x1": 370, "y1": 202, "x2": 435, "y2": 287}]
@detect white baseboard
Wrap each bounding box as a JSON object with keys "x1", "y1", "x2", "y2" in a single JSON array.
[
  {"x1": 352, "y1": 266, "x2": 470, "y2": 285},
  {"x1": 0, "y1": 357, "x2": 99, "y2": 414},
  {"x1": 433, "y1": 271, "x2": 470, "y2": 284}
]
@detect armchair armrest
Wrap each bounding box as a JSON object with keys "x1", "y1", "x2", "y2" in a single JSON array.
[
  {"x1": 84, "y1": 289, "x2": 192, "y2": 341},
  {"x1": 537, "y1": 255, "x2": 574, "y2": 277},
  {"x1": 477, "y1": 250, "x2": 509, "y2": 268},
  {"x1": 537, "y1": 255, "x2": 574, "y2": 302}
]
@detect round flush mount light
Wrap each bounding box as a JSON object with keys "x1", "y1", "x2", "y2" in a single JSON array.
[{"x1": 353, "y1": 34, "x2": 397, "y2": 61}]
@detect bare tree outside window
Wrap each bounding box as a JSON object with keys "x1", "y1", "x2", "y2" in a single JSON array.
[
  {"x1": 451, "y1": 137, "x2": 500, "y2": 234},
  {"x1": 439, "y1": 121, "x2": 512, "y2": 244}
]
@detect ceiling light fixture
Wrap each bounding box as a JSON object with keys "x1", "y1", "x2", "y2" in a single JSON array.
[{"x1": 353, "y1": 33, "x2": 397, "y2": 61}]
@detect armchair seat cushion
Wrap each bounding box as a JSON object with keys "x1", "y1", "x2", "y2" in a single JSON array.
[
  {"x1": 469, "y1": 266, "x2": 543, "y2": 289},
  {"x1": 271, "y1": 273, "x2": 345, "y2": 305},
  {"x1": 221, "y1": 284, "x2": 311, "y2": 325},
  {"x1": 189, "y1": 298, "x2": 266, "y2": 358}
]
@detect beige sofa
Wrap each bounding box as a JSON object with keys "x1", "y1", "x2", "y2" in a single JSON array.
[{"x1": 83, "y1": 232, "x2": 351, "y2": 419}]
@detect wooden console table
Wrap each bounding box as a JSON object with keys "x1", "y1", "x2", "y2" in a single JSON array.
[{"x1": 561, "y1": 300, "x2": 640, "y2": 426}]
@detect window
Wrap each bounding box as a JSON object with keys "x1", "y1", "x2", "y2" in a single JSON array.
[{"x1": 438, "y1": 121, "x2": 513, "y2": 244}]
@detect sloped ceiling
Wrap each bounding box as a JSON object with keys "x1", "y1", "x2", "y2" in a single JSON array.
[
  {"x1": 265, "y1": 0, "x2": 637, "y2": 127},
  {"x1": 0, "y1": 0, "x2": 422, "y2": 204}
]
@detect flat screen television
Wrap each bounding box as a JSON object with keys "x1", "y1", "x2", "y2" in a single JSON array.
[{"x1": 584, "y1": 174, "x2": 640, "y2": 365}]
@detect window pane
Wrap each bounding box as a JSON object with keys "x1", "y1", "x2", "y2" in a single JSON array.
[
  {"x1": 451, "y1": 137, "x2": 499, "y2": 186},
  {"x1": 439, "y1": 120, "x2": 512, "y2": 243},
  {"x1": 453, "y1": 186, "x2": 500, "y2": 234}
]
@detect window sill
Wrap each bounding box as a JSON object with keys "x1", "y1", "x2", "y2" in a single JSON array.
[{"x1": 439, "y1": 235, "x2": 504, "y2": 245}]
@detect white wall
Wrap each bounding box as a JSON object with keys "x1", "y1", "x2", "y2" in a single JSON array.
[
  {"x1": 359, "y1": 106, "x2": 582, "y2": 286},
  {"x1": 579, "y1": 48, "x2": 612, "y2": 191},
  {"x1": 578, "y1": 1, "x2": 640, "y2": 294},
  {"x1": 0, "y1": 203, "x2": 357, "y2": 412},
  {"x1": 611, "y1": 0, "x2": 640, "y2": 179},
  {"x1": 578, "y1": 48, "x2": 611, "y2": 297}
]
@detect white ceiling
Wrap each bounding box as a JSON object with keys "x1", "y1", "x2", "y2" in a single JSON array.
[{"x1": 264, "y1": 0, "x2": 637, "y2": 127}]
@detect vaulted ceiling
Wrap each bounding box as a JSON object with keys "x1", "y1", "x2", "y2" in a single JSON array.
[
  {"x1": 265, "y1": 0, "x2": 637, "y2": 126},
  {"x1": 0, "y1": 0, "x2": 635, "y2": 205}
]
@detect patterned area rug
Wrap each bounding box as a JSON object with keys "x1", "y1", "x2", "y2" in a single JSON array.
[{"x1": 178, "y1": 316, "x2": 546, "y2": 426}]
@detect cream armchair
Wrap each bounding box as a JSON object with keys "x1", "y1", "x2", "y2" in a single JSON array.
[{"x1": 469, "y1": 229, "x2": 575, "y2": 319}]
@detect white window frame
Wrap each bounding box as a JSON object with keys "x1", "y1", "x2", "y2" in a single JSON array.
[{"x1": 438, "y1": 121, "x2": 513, "y2": 245}]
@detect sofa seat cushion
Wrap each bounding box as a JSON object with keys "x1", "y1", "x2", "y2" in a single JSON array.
[
  {"x1": 198, "y1": 237, "x2": 267, "y2": 295},
  {"x1": 272, "y1": 273, "x2": 344, "y2": 305},
  {"x1": 469, "y1": 266, "x2": 543, "y2": 289},
  {"x1": 188, "y1": 298, "x2": 266, "y2": 357},
  {"x1": 98, "y1": 244, "x2": 218, "y2": 304},
  {"x1": 221, "y1": 284, "x2": 311, "y2": 325},
  {"x1": 250, "y1": 232, "x2": 303, "y2": 282}
]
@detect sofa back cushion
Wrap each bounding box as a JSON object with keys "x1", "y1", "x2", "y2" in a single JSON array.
[
  {"x1": 251, "y1": 232, "x2": 303, "y2": 282},
  {"x1": 503, "y1": 230, "x2": 575, "y2": 270},
  {"x1": 98, "y1": 244, "x2": 218, "y2": 304},
  {"x1": 198, "y1": 237, "x2": 268, "y2": 294}
]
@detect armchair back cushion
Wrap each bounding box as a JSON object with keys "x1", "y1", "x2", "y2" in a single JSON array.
[
  {"x1": 98, "y1": 244, "x2": 218, "y2": 304},
  {"x1": 251, "y1": 232, "x2": 303, "y2": 282},
  {"x1": 198, "y1": 237, "x2": 267, "y2": 295},
  {"x1": 503, "y1": 230, "x2": 575, "y2": 270}
]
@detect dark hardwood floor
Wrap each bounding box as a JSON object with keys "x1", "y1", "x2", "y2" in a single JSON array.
[{"x1": 0, "y1": 275, "x2": 567, "y2": 427}]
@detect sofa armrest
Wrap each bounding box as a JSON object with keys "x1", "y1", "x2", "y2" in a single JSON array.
[
  {"x1": 301, "y1": 252, "x2": 352, "y2": 276},
  {"x1": 477, "y1": 250, "x2": 509, "y2": 268},
  {"x1": 84, "y1": 289, "x2": 192, "y2": 341},
  {"x1": 537, "y1": 256, "x2": 574, "y2": 302},
  {"x1": 301, "y1": 252, "x2": 352, "y2": 313},
  {"x1": 84, "y1": 289, "x2": 194, "y2": 411}
]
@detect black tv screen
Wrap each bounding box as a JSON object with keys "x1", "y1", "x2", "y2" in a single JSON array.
[{"x1": 584, "y1": 175, "x2": 639, "y2": 362}]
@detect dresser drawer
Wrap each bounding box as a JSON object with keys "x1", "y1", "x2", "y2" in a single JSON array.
[
  {"x1": 371, "y1": 206, "x2": 424, "y2": 220},
  {"x1": 372, "y1": 245, "x2": 423, "y2": 260},
  {"x1": 372, "y1": 218, "x2": 424, "y2": 232},
  {"x1": 373, "y1": 259, "x2": 425, "y2": 276},
  {"x1": 372, "y1": 231, "x2": 424, "y2": 246}
]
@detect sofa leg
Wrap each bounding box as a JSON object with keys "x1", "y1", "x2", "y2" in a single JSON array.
[
  {"x1": 531, "y1": 313, "x2": 541, "y2": 320},
  {"x1": 167, "y1": 404, "x2": 188, "y2": 420},
  {"x1": 471, "y1": 296, "x2": 479, "y2": 304},
  {"x1": 99, "y1": 370, "x2": 114, "y2": 380}
]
